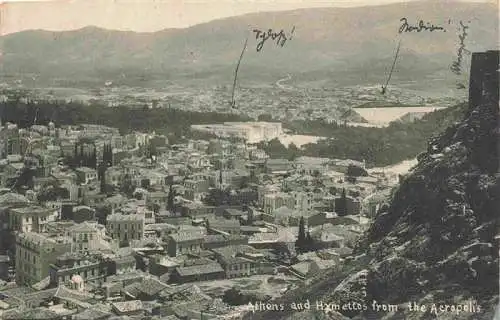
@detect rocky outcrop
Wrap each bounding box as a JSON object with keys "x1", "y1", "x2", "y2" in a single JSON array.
[
  {"x1": 246, "y1": 51, "x2": 499, "y2": 320},
  {"x1": 340, "y1": 50, "x2": 500, "y2": 319}
]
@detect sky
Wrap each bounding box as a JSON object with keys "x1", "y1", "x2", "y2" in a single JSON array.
[{"x1": 0, "y1": 0, "x2": 497, "y2": 35}]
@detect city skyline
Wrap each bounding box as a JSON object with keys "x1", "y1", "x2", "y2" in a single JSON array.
[{"x1": 0, "y1": 0, "x2": 496, "y2": 35}]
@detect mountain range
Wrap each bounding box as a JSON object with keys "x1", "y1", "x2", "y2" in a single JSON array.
[{"x1": 0, "y1": 1, "x2": 498, "y2": 88}]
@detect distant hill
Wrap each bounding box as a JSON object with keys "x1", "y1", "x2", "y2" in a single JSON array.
[{"x1": 0, "y1": 1, "x2": 498, "y2": 88}]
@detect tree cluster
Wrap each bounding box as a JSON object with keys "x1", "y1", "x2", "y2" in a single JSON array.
[
  {"x1": 336, "y1": 188, "x2": 348, "y2": 217},
  {"x1": 70, "y1": 143, "x2": 97, "y2": 169},
  {"x1": 295, "y1": 217, "x2": 314, "y2": 254},
  {"x1": 102, "y1": 143, "x2": 113, "y2": 167}
]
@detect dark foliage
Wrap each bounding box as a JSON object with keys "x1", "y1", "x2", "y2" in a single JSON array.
[
  {"x1": 336, "y1": 188, "x2": 348, "y2": 216},
  {"x1": 0, "y1": 98, "x2": 251, "y2": 140}
]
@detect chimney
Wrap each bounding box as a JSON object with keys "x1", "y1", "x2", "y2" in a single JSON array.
[{"x1": 468, "y1": 50, "x2": 500, "y2": 116}]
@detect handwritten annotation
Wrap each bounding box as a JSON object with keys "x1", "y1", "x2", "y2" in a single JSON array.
[
  {"x1": 451, "y1": 20, "x2": 471, "y2": 76},
  {"x1": 252, "y1": 26, "x2": 295, "y2": 52},
  {"x1": 399, "y1": 18, "x2": 446, "y2": 33}
]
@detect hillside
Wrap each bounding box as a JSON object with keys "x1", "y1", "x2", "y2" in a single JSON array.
[
  {"x1": 0, "y1": 1, "x2": 498, "y2": 87},
  {"x1": 244, "y1": 51, "x2": 499, "y2": 320}
]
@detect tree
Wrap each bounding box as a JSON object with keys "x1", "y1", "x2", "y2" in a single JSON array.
[
  {"x1": 167, "y1": 183, "x2": 175, "y2": 211},
  {"x1": 79, "y1": 144, "x2": 84, "y2": 167},
  {"x1": 121, "y1": 174, "x2": 134, "y2": 197},
  {"x1": 148, "y1": 143, "x2": 157, "y2": 160},
  {"x1": 305, "y1": 230, "x2": 314, "y2": 252},
  {"x1": 347, "y1": 164, "x2": 368, "y2": 177},
  {"x1": 103, "y1": 143, "x2": 113, "y2": 167},
  {"x1": 72, "y1": 143, "x2": 78, "y2": 168},
  {"x1": 141, "y1": 178, "x2": 150, "y2": 190},
  {"x1": 336, "y1": 188, "x2": 348, "y2": 216},
  {"x1": 90, "y1": 146, "x2": 97, "y2": 169},
  {"x1": 99, "y1": 165, "x2": 107, "y2": 194},
  {"x1": 295, "y1": 216, "x2": 306, "y2": 254},
  {"x1": 288, "y1": 142, "x2": 300, "y2": 161}
]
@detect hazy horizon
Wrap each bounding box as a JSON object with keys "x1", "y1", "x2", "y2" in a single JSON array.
[{"x1": 0, "y1": 0, "x2": 496, "y2": 35}]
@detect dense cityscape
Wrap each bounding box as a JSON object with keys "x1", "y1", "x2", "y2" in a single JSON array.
[
  {"x1": 0, "y1": 0, "x2": 498, "y2": 319},
  {"x1": 0, "y1": 114, "x2": 400, "y2": 319}
]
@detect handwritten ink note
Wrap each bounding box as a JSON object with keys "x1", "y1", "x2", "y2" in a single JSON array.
[
  {"x1": 451, "y1": 20, "x2": 471, "y2": 76},
  {"x1": 399, "y1": 18, "x2": 446, "y2": 33},
  {"x1": 252, "y1": 26, "x2": 295, "y2": 52}
]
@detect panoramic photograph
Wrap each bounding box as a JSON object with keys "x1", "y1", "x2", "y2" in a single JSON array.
[{"x1": 0, "y1": 0, "x2": 498, "y2": 319}]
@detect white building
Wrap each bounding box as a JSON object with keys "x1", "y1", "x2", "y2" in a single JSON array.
[
  {"x1": 190, "y1": 122, "x2": 283, "y2": 144},
  {"x1": 106, "y1": 213, "x2": 145, "y2": 243}
]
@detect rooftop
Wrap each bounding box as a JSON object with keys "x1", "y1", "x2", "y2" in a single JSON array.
[
  {"x1": 175, "y1": 263, "x2": 224, "y2": 277},
  {"x1": 111, "y1": 300, "x2": 144, "y2": 313},
  {"x1": 170, "y1": 231, "x2": 204, "y2": 242},
  {"x1": 107, "y1": 213, "x2": 145, "y2": 222}
]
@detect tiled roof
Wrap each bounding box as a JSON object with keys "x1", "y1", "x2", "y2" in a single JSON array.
[
  {"x1": 136, "y1": 278, "x2": 170, "y2": 296},
  {"x1": 176, "y1": 263, "x2": 224, "y2": 277},
  {"x1": 73, "y1": 308, "x2": 113, "y2": 320},
  {"x1": 170, "y1": 231, "x2": 204, "y2": 242},
  {"x1": 3, "y1": 307, "x2": 59, "y2": 320},
  {"x1": 111, "y1": 300, "x2": 144, "y2": 313}
]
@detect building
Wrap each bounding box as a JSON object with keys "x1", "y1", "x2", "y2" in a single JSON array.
[
  {"x1": 9, "y1": 206, "x2": 57, "y2": 233},
  {"x1": 207, "y1": 218, "x2": 241, "y2": 235},
  {"x1": 166, "y1": 231, "x2": 204, "y2": 257},
  {"x1": 212, "y1": 245, "x2": 264, "y2": 278},
  {"x1": 170, "y1": 263, "x2": 225, "y2": 283},
  {"x1": 190, "y1": 122, "x2": 283, "y2": 143},
  {"x1": 334, "y1": 196, "x2": 362, "y2": 216},
  {"x1": 65, "y1": 221, "x2": 106, "y2": 253},
  {"x1": 75, "y1": 167, "x2": 98, "y2": 185},
  {"x1": 262, "y1": 193, "x2": 295, "y2": 215},
  {"x1": 106, "y1": 213, "x2": 145, "y2": 244},
  {"x1": 49, "y1": 252, "x2": 108, "y2": 286},
  {"x1": 265, "y1": 159, "x2": 291, "y2": 174},
  {"x1": 15, "y1": 232, "x2": 72, "y2": 286}
]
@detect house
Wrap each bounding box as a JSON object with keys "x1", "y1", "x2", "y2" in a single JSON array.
[
  {"x1": 108, "y1": 254, "x2": 136, "y2": 275},
  {"x1": 222, "y1": 208, "x2": 245, "y2": 220},
  {"x1": 203, "y1": 234, "x2": 248, "y2": 250},
  {"x1": 179, "y1": 202, "x2": 215, "y2": 219},
  {"x1": 265, "y1": 158, "x2": 291, "y2": 174},
  {"x1": 130, "y1": 277, "x2": 171, "y2": 301},
  {"x1": 106, "y1": 213, "x2": 145, "y2": 244},
  {"x1": 65, "y1": 221, "x2": 105, "y2": 253},
  {"x1": 170, "y1": 263, "x2": 225, "y2": 283},
  {"x1": 334, "y1": 196, "x2": 362, "y2": 216},
  {"x1": 9, "y1": 206, "x2": 57, "y2": 233},
  {"x1": 167, "y1": 231, "x2": 204, "y2": 257},
  {"x1": 211, "y1": 245, "x2": 266, "y2": 278},
  {"x1": 262, "y1": 193, "x2": 295, "y2": 215},
  {"x1": 49, "y1": 252, "x2": 107, "y2": 286},
  {"x1": 73, "y1": 308, "x2": 113, "y2": 320},
  {"x1": 111, "y1": 300, "x2": 144, "y2": 316},
  {"x1": 289, "y1": 260, "x2": 321, "y2": 279},
  {"x1": 206, "y1": 218, "x2": 241, "y2": 235},
  {"x1": 146, "y1": 191, "x2": 167, "y2": 209},
  {"x1": 75, "y1": 167, "x2": 98, "y2": 185}
]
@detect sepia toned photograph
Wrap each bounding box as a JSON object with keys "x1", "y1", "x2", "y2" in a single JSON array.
[{"x1": 0, "y1": 0, "x2": 498, "y2": 319}]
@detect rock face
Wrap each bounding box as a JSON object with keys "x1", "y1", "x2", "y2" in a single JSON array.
[
  {"x1": 245, "y1": 51, "x2": 499, "y2": 320},
  {"x1": 344, "y1": 50, "x2": 500, "y2": 319}
]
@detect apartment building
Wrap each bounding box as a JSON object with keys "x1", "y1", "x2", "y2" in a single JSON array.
[
  {"x1": 15, "y1": 232, "x2": 72, "y2": 286},
  {"x1": 106, "y1": 213, "x2": 145, "y2": 244}
]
